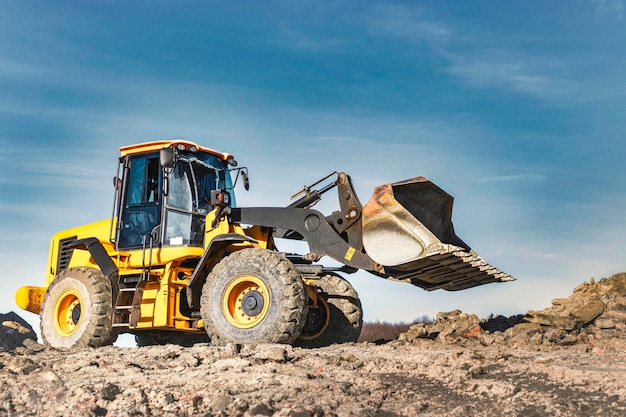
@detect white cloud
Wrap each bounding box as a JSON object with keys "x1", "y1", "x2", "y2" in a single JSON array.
[
  {"x1": 478, "y1": 173, "x2": 546, "y2": 183},
  {"x1": 270, "y1": 26, "x2": 347, "y2": 52},
  {"x1": 0, "y1": 59, "x2": 52, "y2": 79},
  {"x1": 366, "y1": 4, "x2": 450, "y2": 44},
  {"x1": 362, "y1": 4, "x2": 614, "y2": 105},
  {"x1": 442, "y1": 50, "x2": 584, "y2": 102},
  {"x1": 592, "y1": 0, "x2": 625, "y2": 19}
]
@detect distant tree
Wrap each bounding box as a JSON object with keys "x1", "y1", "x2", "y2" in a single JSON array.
[
  {"x1": 358, "y1": 317, "x2": 431, "y2": 343},
  {"x1": 417, "y1": 314, "x2": 433, "y2": 324}
]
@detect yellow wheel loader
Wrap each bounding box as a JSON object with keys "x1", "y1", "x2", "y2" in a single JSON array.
[{"x1": 15, "y1": 139, "x2": 514, "y2": 349}]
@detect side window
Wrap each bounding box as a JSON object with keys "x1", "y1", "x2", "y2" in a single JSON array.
[
  {"x1": 167, "y1": 162, "x2": 192, "y2": 211},
  {"x1": 127, "y1": 157, "x2": 146, "y2": 205},
  {"x1": 126, "y1": 156, "x2": 160, "y2": 205},
  {"x1": 146, "y1": 158, "x2": 159, "y2": 203}
]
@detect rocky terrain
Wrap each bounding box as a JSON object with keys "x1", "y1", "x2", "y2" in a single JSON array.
[{"x1": 1, "y1": 273, "x2": 625, "y2": 417}]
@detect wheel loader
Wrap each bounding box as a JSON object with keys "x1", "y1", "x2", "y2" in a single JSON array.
[{"x1": 15, "y1": 139, "x2": 514, "y2": 349}]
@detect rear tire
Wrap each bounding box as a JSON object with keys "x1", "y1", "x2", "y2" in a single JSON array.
[
  {"x1": 40, "y1": 267, "x2": 118, "y2": 349},
  {"x1": 295, "y1": 273, "x2": 363, "y2": 348},
  {"x1": 200, "y1": 248, "x2": 308, "y2": 346}
]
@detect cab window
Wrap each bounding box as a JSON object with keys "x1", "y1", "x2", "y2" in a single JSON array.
[{"x1": 118, "y1": 154, "x2": 161, "y2": 249}]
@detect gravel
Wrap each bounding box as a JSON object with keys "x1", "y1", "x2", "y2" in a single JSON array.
[
  {"x1": 1, "y1": 341, "x2": 625, "y2": 417},
  {"x1": 1, "y1": 273, "x2": 625, "y2": 416}
]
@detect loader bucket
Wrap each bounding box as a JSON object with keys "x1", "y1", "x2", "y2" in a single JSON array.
[{"x1": 362, "y1": 177, "x2": 514, "y2": 291}]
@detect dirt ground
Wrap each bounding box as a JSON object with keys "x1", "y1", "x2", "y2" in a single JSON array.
[
  {"x1": 1, "y1": 272, "x2": 625, "y2": 417},
  {"x1": 0, "y1": 340, "x2": 624, "y2": 417}
]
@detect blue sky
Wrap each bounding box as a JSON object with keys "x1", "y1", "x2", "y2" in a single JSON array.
[{"x1": 2, "y1": 1, "x2": 626, "y2": 339}]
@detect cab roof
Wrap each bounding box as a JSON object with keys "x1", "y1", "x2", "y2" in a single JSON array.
[{"x1": 119, "y1": 139, "x2": 232, "y2": 161}]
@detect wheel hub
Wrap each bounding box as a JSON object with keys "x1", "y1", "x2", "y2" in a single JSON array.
[{"x1": 241, "y1": 291, "x2": 264, "y2": 316}]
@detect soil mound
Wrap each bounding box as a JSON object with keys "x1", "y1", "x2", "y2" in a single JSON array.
[
  {"x1": 0, "y1": 312, "x2": 38, "y2": 352},
  {"x1": 400, "y1": 272, "x2": 626, "y2": 352}
]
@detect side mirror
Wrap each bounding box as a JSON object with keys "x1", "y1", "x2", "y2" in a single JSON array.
[
  {"x1": 160, "y1": 148, "x2": 176, "y2": 169},
  {"x1": 242, "y1": 169, "x2": 250, "y2": 191},
  {"x1": 231, "y1": 167, "x2": 250, "y2": 191}
]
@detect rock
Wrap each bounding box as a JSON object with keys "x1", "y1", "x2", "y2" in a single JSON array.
[
  {"x1": 210, "y1": 395, "x2": 234, "y2": 412},
  {"x1": 571, "y1": 299, "x2": 606, "y2": 325},
  {"x1": 551, "y1": 298, "x2": 569, "y2": 306},
  {"x1": 467, "y1": 364, "x2": 486, "y2": 378},
  {"x1": 402, "y1": 324, "x2": 429, "y2": 342},
  {"x1": 544, "y1": 328, "x2": 566, "y2": 343},
  {"x1": 430, "y1": 310, "x2": 482, "y2": 341},
  {"x1": 505, "y1": 322, "x2": 543, "y2": 338},
  {"x1": 605, "y1": 310, "x2": 626, "y2": 322},
  {"x1": 526, "y1": 312, "x2": 578, "y2": 331},
  {"x1": 0, "y1": 312, "x2": 38, "y2": 352},
  {"x1": 101, "y1": 383, "x2": 121, "y2": 401},
  {"x1": 223, "y1": 343, "x2": 243, "y2": 356},
  {"x1": 527, "y1": 298, "x2": 605, "y2": 331},
  {"x1": 606, "y1": 295, "x2": 626, "y2": 310},
  {"x1": 556, "y1": 334, "x2": 578, "y2": 346},
  {"x1": 479, "y1": 333, "x2": 495, "y2": 346},
  {"x1": 527, "y1": 332, "x2": 544, "y2": 346},
  {"x1": 180, "y1": 352, "x2": 201, "y2": 367},
  {"x1": 213, "y1": 357, "x2": 252, "y2": 372},
  {"x1": 398, "y1": 272, "x2": 626, "y2": 351},
  {"x1": 463, "y1": 324, "x2": 483, "y2": 338},
  {"x1": 247, "y1": 402, "x2": 272, "y2": 416},
  {"x1": 253, "y1": 345, "x2": 289, "y2": 363},
  {"x1": 22, "y1": 339, "x2": 45, "y2": 352},
  {"x1": 595, "y1": 319, "x2": 616, "y2": 329}
]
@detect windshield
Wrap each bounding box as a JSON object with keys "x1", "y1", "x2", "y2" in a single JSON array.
[
  {"x1": 168, "y1": 151, "x2": 235, "y2": 214},
  {"x1": 163, "y1": 150, "x2": 235, "y2": 247}
]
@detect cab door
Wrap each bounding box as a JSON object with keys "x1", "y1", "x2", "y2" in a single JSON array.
[{"x1": 117, "y1": 153, "x2": 162, "y2": 249}]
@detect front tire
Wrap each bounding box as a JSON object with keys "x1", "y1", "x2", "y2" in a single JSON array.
[
  {"x1": 40, "y1": 267, "x2": 117, "y2": 349},
  {"x1": 296, "y1": 273, "x2": 363, "y2": 348},
  {"x1": 200, "y1": 248, "x2": 308, "y2": 346}
]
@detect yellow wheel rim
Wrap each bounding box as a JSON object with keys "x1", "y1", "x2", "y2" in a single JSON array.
[
  {"x1": 53, "y1": 290, "x2": 83, "y2": 337},
  {"x1": 222, "y1": 275, "x2": 270, "y2": 329}
]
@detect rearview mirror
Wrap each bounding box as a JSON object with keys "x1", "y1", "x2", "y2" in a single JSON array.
[
  {"x1": 242, "y1": 169, "x2": 250, "y2": 191},
  {"x1": 160, "y1": 148, "x2": 176, "y2": 169},
  {"x1": 231, "y1": 167, "x2": 250, "y2": 191}
]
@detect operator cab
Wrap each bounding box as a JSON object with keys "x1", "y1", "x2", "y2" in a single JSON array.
[{"x1": 113, "y1": 140, "x2": 237, "y2": 250}]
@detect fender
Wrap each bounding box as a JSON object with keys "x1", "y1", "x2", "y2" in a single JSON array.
[
  {"x1": 69, "y1": 238, "x2": 119, "y2": 306},
  {"x1": 185, "y1": 233, "x2": 258, "y2": 309}
]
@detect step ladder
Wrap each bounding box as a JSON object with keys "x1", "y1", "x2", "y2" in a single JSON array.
[{"x1": 112, "y1": 231, "x2": 159, "y2": 328}]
